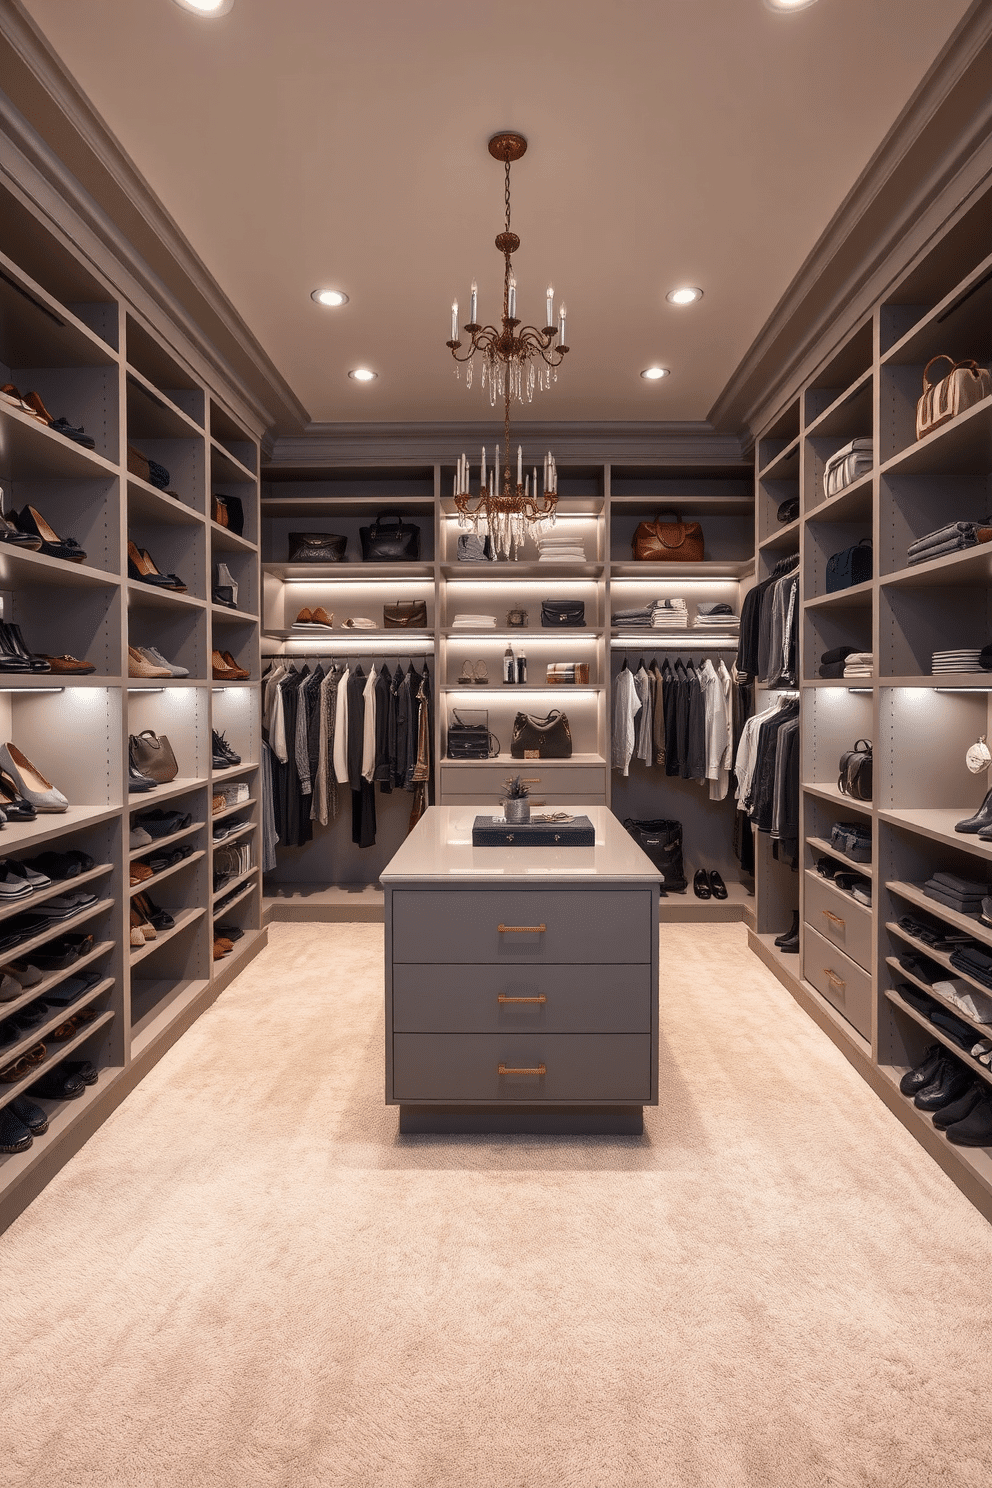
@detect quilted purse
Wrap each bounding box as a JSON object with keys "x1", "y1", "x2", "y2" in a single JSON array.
[
  {"x1": 288, "y1": 532, "x2": 347, "y2": 562},
  {"x1": 510, "y1": 709, "x2": 572, "y2": 759},
  {"x1": 631, "y1": 511, "x2": 704, "y2": 562},
  {"x1": 917, "y1": 356, "x2": 992, "y2": 440},
  {"x1": 130, "y1": 730, "x2": 179, "y2": 783}
]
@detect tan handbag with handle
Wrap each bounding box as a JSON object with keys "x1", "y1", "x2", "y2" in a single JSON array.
[
  {"x1": 631, "y1": 510, "x2": 704, "y2": 562},
  {"x1": 916, "y1": 356, "x2": 992, "y2": 439}
]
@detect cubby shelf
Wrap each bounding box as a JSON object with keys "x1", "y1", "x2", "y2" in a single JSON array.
[
  {"x1": 0, "y1": 1008, "x2": 115, "y2": 1107},
  {"x1": 884, "y1": 984, "x2": 991, "y2": 1087}
]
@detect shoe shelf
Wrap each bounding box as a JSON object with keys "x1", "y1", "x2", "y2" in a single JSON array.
[
  {"x1": 0, "y1": 1063, "x2": 115, "y2": 1177},
  {"x1": 128, "y1": 905, "x2": 205, "y2": 967},
  {"x1": 877, "y1": 808, "x2": 992, "y2": 858},
  {"x1": 213, "y1": 819, "x2": 254, "y2": 848},
  {"x1": 212, "y1": 864, "x2": 258, "y2": 905},
  {"x1": 127, "y1": 580, "x2": 205, "y2": 614},
  {"x1": 210, "y1": 524, "x2": 256, "y2": 556},
  {"x1": 806, "y1": 833, "x2": 873, "y2": 874},
  {"x1": 0, "y1": 860, "x2": 113, "y2": 926},
  {"x1": 130, "y1": 776, "x2": 208, "y2": 810},
  {"x1": 0, "y1": 404, "x2": 120, "y2": 482},
  {"x1": 0, "y1": 976, "x2": 114, "y2": 1075},
  {"x1": 0, "y1": 894, "x2": 115, "y2": 964},
  {"x1": 0, "y1": 1005, "x2": 115, "y2": 1109},
  {"x1": 886, "y1": 918, "x2": 990, "y2": 992},
  {"x1": 127, "y1": 677, "x2": 203, "y2": 691},
  {"x1": 211, "y1": 602, "x2": 259, "y2": 623},
  {"x1": 129, "y1": 819, "x2": 205, "y2": 859},
  {"x1": 884, "y1": 934, "x2": 992, "y2": 1039},
  {"x1": 211, "y1": 761, "x2": 258, "y2": 783},
  {"x1": 212, "y1": 926, "x2": 262, "y2": 973},
  {"x1": 129, "y1": 976, "x2": 211, "y2": 1057},
  {"x1": 212, "y1": 879, "x2": 257, "y2": 919},
  {"x1": 0, "y1": 806, "x2": 122, "y2": 855},
  {"x1": 212, "y1": 793, "x2": 257, "y2": 822},
  {"x1": 0, "y1": 545, "x2": 120, "y2": 592},
  {"x1": 0, "y1": 940, "x2": 115, "y2": 1022},
  {"x1": 884, "y1": 982, "x2": 992, "y2": 1090},
  {"x1": 876, "y1": 1060, "x2": 992, "y2": 1187},
  {"x1": 129, "y1": 848, "x2": 205, "y2": 897},
  {"x1": 127, "y1": 478, "x2": 203, "y2": 529}
]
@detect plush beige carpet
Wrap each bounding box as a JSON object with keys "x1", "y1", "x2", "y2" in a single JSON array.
[{"x1": 2, "y1": 922, "x2": 992, "y2": 1488}]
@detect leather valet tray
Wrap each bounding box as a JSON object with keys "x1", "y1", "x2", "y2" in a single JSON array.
[{"x1": 471, "y1": 815, "x2": 595, "y2": 847}]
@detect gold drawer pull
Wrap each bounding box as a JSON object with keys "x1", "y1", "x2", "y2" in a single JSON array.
[
  {"x1": 824, "y1": 968, "x2": 846, "y2": 991},
  {"x1": 497, "y1": 994, "x2": 547, "y2": 1005},
  {"x1": 498, "y1": 1063, "x2": 546, "y2": 1076},
  {"x1": 822, "y1": 909, "x2": 846, "y2": 928},
  {"x1": 498, "y1": 923, "x2": 546, "y2": 934}
]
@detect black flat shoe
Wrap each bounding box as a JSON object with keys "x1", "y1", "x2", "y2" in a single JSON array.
[
  {"x1": 708, "y1": 871, "x2": 728, "y2": 900},
  {"x1": 692, "y1": 870, "x2": 711, "y2": 900},
  {"x1": 774, "y1": 910, "x2": 800, "y2": 948},
  {"x1": 8, "y1": 1094, "x2": 48, "y2": 1134}
]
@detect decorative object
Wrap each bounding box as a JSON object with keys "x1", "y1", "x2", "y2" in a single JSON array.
[
  {"x1": 507, "y1": 607, "x2": 529, "y2": 627},
  {"x1": 502, "y1": 775, "x2": 531, "y2": 824},
  {"x1": 447, "y1": 133, "x2": 570, "y2": 557},
  {"x1": 471, "y1": 814, "x2": 595, "y2": 847}
]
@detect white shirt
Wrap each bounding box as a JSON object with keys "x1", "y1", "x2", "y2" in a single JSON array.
[{"x1": 333, "y1": 666, "x2": 350, "y2": 784}]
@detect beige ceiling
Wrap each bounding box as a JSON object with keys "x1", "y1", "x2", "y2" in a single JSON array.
[{"x1": 20, "y1": 0, "x2": 974, "y2": 428}]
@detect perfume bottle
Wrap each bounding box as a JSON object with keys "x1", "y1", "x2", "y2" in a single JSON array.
[
  {"x1": 516, "y1": 651, "x2": 527, "y2": 685},
  {"x1": 503, "y1": 643, "x2": 516, "y2": 684}
]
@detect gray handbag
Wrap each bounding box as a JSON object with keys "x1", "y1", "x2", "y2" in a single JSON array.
[{"x1": 130, "y1": 730, "x2": 179, "y2": 783}]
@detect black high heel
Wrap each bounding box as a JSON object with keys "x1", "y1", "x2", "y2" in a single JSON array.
[{"x1": 955, "y1": 785, "x2": 992, "y2": 833}]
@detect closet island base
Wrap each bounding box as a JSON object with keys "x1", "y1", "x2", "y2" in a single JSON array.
[{"x1": 380, "y1": 806, "x2": 661, "y2": 1135}]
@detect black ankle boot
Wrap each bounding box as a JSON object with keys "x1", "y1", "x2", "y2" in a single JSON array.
[
  {"x1": 775, "y1": 910, "x2": 800, "y2": 953},
  {"x1": 955, "y1": 785, "x2": 992, "y2": 834}
]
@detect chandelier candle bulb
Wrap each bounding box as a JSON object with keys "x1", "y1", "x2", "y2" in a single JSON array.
[
  {"x1": 481, "y1": 447, "x2": 486, "y2": 485},
  {"x1": 517, "y1": 446, "x2": 523, "y2": 485},
  {"x1": 547, "y1": 285, "x2": 554, "y2": 327},
  {"x1": 559, "y1": 305, "x2": 567, "y2": 345},
  {"x1": 470, "y1": 282, "x2": 478, "y2": 325},
  {"x1": 508, "y1": 276, "x2": 516, "y2": 321},
  {"x1": 451, "y1": 301, "x2": 459, "y2": 341}
]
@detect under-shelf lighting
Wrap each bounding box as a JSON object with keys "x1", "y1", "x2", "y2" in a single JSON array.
[
  {"x1": 128, "y1": 687, "x2": 164, "y2": 693},
  {"x1": 935, "y1": 687, "x2": 992, "y2": 693},
  {"x1": 0, "y1": 686, "x2": 64, "y2": 693},
  {"x1": 847, "y1": 688, "x2": 872, "y2": 694}
]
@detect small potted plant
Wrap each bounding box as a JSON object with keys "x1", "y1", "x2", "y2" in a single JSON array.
[{"x1": 503, "y1": 775, "x2": 531, "y2": 824}]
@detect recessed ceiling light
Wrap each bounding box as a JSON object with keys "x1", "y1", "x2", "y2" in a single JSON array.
[
  {"x1": 666, "y1": 286, "x2": 703, "y2": 305},
  {"x1": 172, "y1": 0, "x2": 234, "y2": 14},
  {"x1": 311, "y1": 288, "x2": 349, "y2": 307},
  {"x1": 349, "y1": 368, "x2": 377, "y2": 382},
  {"x1": 765, "y1": 0, "x2": 818, "y2": 11},
  {"x1": 641, "y1": 367, "x2": 669, "y2": 381}
]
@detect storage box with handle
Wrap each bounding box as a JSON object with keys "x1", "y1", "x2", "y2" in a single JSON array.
[
  {"x1": 631, "y1": 511, "x2": 704, "y2": 562},
  {"x1": 916, "y1": 356, "x2": 992, "y2": 440}
]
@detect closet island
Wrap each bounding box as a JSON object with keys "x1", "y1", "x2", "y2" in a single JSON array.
[{"x1": 381, "y1": 804, "x2": 661, "y2": 1133}]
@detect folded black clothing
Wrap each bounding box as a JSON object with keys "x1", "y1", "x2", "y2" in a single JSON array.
[
  {"x1": 930, "y1": 871, "x2": 992, "y2": 896},
  {"x1": 43, "y1": 970, "x2": 102, "y2": 1007},
  {"x1": 981, "y1": 643, "x2": 992, "y2": 672},
  {"x1": 896, "y1": 982, "x2": 941, "y2": 1017},
  {"x1": 820, "y1": 647, "x2": 857, "y2": 665},
  {"x1": 819, "y1": 662, "x2": 846, "y2": 679},
  {"x1": 898, "y1": 951, "x2": 942, "y2": 984},
  {"x1": 898, "y1": 915, "x2": 945, "y2": 948},
  {"x1": 949, "y1": 951, "x2": 992, "y2": 991},
  {"x1": 930, "y1": 1006, "x2": 980, "y2": 1049},
  {"x1": 924, "y1": 884, "x2": 984, "y2": 913}
]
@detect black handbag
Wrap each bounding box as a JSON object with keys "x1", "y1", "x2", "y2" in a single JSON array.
[
  {"x1": 838, "y1": 740, "x2": 873, "y2": 801},
  {"x1": 622, "y1": 817, "x2": 687, "y2": 894},
  {"x1": 777, "y1": 497, "x2": 799, "y2": 524},
  {"x1": 359, "y1": 511, "x2": 421, "y2": 561},
  {"x1": 288, "y1": 532, "x2": 347, "y2": 563},
  {"x1": 825, "y1": 537, "x2": 872, "y2": 593},
  {"x1": 540, "y1": 600, "x2": 586, "y2": 629},
  {"x1": 510, "y1": 710, "x2": 572, "y2": 759},
  {"x1": 447, "y1": 711, "x2": 499, "y2": 760}
]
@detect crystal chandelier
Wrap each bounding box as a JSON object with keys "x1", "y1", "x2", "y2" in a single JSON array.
[{"x1": 446, "y1": 132, "x2": 569, "y2": 558}]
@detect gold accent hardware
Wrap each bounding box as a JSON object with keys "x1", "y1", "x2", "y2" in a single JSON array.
[
  {"x1": 498, "y1": 1063, "x2": 547, "y2": 1076},
  {"x1": 825, "y1": 969, "x2": 846, "y2": 991},
  {"x1": 822, "y1": 910, "x2": 846, "y2": 927},
  {"x1": 498, "y1": 923, "x2": 547, "y2": 933},
  {"x1": 497, "y1": 994, "x2": 547, "y2": 1004}
]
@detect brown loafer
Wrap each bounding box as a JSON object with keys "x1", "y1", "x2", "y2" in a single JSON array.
[
  {"x1": 38, "y1": 654, "x2": 96, "y2": 675},
  {"x1": 294, "y1": 608, "x2": 313, "y2": 624},
  {"x1": 221, "y1": 650, "x2": 251, "y2": 679},
  {"x1": 311, "y1": 607, "x2": 334, "y2": 627}
]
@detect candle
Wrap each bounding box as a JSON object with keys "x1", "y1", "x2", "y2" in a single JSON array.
[
  {"x1": 494, "y1": 445, "x2": 500, "y2": 489},
  {"x1": 546, "y1": 284, "x2": 554, "y2": 327},
  {"x1": 481, "y1": 446, "x2": 486, "y2": 486},
  {"x1": 470, "y1": 281, "x2": 478, "y2": 325},
  {"x1": 525, "y1": 475, "x2": 530, "y2": 498},
  {"x1": 517, "y1": 446, "x2": 523, "y2": 486},
  {"x1": 451, "y1": 301, "x2": 458, "y2": 340},
  {"x1": 508, "y1": 276, "x2": 516, "y2": 321},
  {"x1": 489, "y1": 471, "x2": 494, "y2": 497},
  {"x1": 533, "y1": 466, "x2": 538, "y2": 497},
  {"x1": 559, "y1": 303, "x2": 566, "y2": 345}
]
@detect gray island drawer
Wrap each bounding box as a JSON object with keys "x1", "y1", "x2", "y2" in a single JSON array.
[
  {"x1": 393, "y1": 1032, "x2": 652, "y2": 1102},
  {"x1": 393, "y1": 963, "x2": 652, "y2": 1033},
  {"x1": 391, "y1": 889, "x2": 653, "y2": 963}
]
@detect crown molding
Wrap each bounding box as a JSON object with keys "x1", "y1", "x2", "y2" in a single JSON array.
[
  {"x1": 709, "y1": 1, "x2": 992, "y2": 439},
  {"x1": 0, "y1": 0, "x2": 309, "y2": 437},
  {"x1": 264, "y1": 421, "x2": 749, "y2": 472}
]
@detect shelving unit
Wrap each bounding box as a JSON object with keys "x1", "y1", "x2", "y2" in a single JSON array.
[
  {"x1": 750, "y1": 203, "x2": 992, "y2": 1220},
  {"x1": 260, "y1": 460, "x2": 754, "y2": 918},
  {"x1": 0, "y1": 211, "x2": 265, "y2": 1229}
]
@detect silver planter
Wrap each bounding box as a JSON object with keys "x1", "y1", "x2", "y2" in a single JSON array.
[{"x1": 504, "y1": 797, "x2": 531, "y2": 824}]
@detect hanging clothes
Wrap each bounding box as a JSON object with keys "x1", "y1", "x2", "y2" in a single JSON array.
[{"x1": 611, "y1": 662, "x2": 639, "y2": 776}]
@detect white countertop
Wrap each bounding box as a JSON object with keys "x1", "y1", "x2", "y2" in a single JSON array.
[{"x1": 380, "y1": 805, "x2": 662, "y2": 884}]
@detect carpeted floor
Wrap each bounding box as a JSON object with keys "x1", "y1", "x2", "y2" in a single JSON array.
[{"x1": 2, "y1": 921, "x2": 992, "y2": 1488}]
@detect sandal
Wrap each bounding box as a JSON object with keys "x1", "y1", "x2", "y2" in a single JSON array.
[{"x1": 0, "y1": 1041, "x2": 46, "y2": 1081}]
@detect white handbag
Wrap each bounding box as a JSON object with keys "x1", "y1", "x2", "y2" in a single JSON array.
[{"x1": 823, "y1": 438, "x2": 873, "y2": 499}]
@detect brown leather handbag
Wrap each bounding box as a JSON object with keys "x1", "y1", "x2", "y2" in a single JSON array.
[
  {"x1": 916, "y1": 356, "x2": 992, "y2": 439},
  {"x1": 129, "y1": 730, "x2": 179, "y2": 783},
  {"x1": 631, "y1": 510, "x2": 704, "y2": 562},
  {"x1": 383, "y1": 600, "x2": 428, "y2": 629}
]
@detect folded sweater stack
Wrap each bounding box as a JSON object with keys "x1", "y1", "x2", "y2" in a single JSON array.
[
  {"x1": 819, "y1": 646, "x2": 856, "y2": 679},
  {"x1": 950, "y1": 941, "x2": 992, "y2": 994},
  {"x1": 693, "y1": 600, "x2": 739, "y2": 630},
  {"x1": 843, "y1": 651, "x2": 873, "y2": 678},
  {"x1": 612, "y1": 599, "x2": 688, "y2": 630},
  {"x1": 907, "y1": 519, "x2": 992, "y2": 566},
  {"x1": 923, "y1": 870, "x2": 991, "y2": 916},
  {"x1": 537, "y1": 534, "x2": 586, "y2": 562},
  {"x1": 451, "y1": 613, "x2": 497, "y2": 628}
]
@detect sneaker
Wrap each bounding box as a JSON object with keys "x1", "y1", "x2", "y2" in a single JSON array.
[{"x1": 141, "y1": 646, "x2": 189, "y2": 678}]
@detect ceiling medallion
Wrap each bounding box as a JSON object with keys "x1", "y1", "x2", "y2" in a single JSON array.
[{"x1": 446, "y1": 132, "x2": 569, "y2": 558}]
